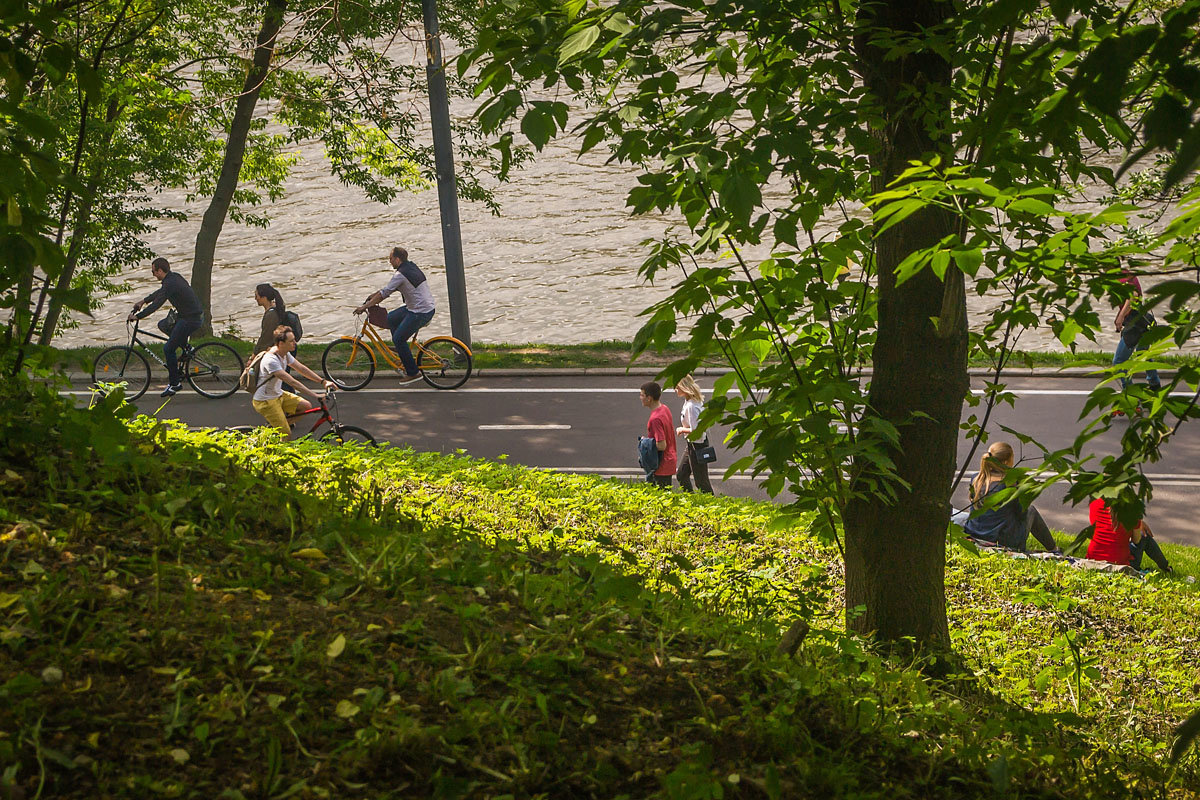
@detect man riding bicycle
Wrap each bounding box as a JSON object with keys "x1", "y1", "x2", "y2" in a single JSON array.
[
  {"x1": 127, "y1": 257, "x2": 203, "y2": 397},
  {"x1": 353, "y1": 247, "x2": 436, "y2": 385},
  {"x1": 252, "y1": 325, "x2": 336, "y2": 437}
]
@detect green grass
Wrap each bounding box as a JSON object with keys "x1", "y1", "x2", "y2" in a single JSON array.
[
  {"x1": 47, "y1": 337, "x2": 1197, "y2": 375},
  {"x1": 2, "y1": 378, "x2": 1199, "y2": 798}
]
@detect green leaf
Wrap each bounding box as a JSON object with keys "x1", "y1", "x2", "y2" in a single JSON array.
[
  {"x1": 953, "y1": 248, "x2": 983, "y2": 277},
  {"x1": 1005, "y1": 197, "x2": 1056, "y2": 215},
  {"x1": 326, "y1": 634, "x2": 346, "y2": 659},
  {"x1": 720, "y1": 165, "x2": 761, "y2": 226},
  {"x1": 559, "y1": 25, "x2": 600, "y2": 65},
  {"x1": 521, "y1": 107, "x2": 554, "y2": 150}
]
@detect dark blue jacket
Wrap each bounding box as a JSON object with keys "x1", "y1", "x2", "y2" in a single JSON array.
[
  {"x1": 138, "y1": 272, "x2": 203, "y2": 323},
  {"x1": 963, "y1": 479, "x2": 1026, "y2": 550},
  {"x1": 638, "y1": 436, "x2": 659, "y2": 475}
]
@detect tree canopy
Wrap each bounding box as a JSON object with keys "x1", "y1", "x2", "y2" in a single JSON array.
[{"x1": 461, "y1": 0, "x2": 1200, "y2": 644}]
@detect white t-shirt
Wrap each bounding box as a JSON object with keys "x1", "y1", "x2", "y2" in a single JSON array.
[
  {"x1": 679, "y1": 399, "x2": 702, "y2": 432},
  {"x1": 253, "y1": 351, "x2": 297, "y2": 402}
]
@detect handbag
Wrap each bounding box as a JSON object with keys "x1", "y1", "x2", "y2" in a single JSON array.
[
  {"x1": 156, "y1": 309, "x2": 179, "y2": 334},
  {"x1": 366, "y1": 306, "x2": 390, "y2": 329},
  {"x1": 693, "y1": 439, "x2": 717, "y2": 464}
]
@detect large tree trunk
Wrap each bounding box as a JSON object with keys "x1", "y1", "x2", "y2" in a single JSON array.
[
  {"x1": 191, "y1": 0, "x2": 287, "y2": 336},
  {"x1": 842, "y1": 0, "x2": 969, "y2": 647}
]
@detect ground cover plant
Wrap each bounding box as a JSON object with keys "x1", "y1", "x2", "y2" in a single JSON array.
[{"x1": 1, "y1": 380, "x2": 1198, "y2": 797}]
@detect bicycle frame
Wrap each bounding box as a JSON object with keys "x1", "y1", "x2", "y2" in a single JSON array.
[
  {"x1": 286, "y1": 399, "x2": 335, "y2": 437},
  {"x1": 124, "y1": 319, "x2": 177, "y2": 369},
  {"x1": 338, "y1": 317, "x2": 460, "y2": 370}
]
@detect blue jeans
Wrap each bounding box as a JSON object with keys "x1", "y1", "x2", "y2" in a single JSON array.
[
  {"x1": 1131, "y1": 535, "x2": 1170, "y2": 572},
  {"x1": 387, "y1": 307, "x2": 435, "y2": 376},
  {"x1": 164, "y1": 316, "x2": 202, "y2": 385},
  {"x1": 1113, "y1": 335, "x2": 1160, "y2": 390}
]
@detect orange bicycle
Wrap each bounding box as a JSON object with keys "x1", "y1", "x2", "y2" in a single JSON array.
[{"x1": 321, "y1": 314, "x2": 473, "y2": 390}]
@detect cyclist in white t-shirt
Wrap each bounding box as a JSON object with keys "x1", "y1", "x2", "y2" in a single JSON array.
[{"x1": 251, "y1": 325, "x2": 335, "y2": 435}]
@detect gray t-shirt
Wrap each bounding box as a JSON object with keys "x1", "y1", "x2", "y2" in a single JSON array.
[{"x1": 378, "y1": 261, "x2": 436, "y2": 314}]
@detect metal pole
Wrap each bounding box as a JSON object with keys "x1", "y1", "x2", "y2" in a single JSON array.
[{"x1": 421, "y1": 0, "x2": 470, "y2": 346}]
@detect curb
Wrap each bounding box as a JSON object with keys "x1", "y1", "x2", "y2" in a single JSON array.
[{"x1": 60, "y1": 365, "x2": 1169, "y2": 385}]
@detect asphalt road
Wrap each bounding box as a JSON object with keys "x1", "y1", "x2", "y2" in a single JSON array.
[{"x1": 68, "y1": 374, "x2": 1200, "y2": 548}]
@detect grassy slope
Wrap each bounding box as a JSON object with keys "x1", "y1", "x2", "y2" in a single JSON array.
[{"x1": 1, "y1": 385, "x2": 1198, "y2": 798}]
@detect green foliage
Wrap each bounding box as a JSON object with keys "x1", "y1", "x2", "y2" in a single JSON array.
[
  {"x1": 458, "y1": 0, "x2": 1200, "y2": 645},
  {"x1": 3, "y1": 386, "x2": 1199, "y2": 796}
]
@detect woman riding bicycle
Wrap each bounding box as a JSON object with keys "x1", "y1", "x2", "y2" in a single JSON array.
[
  {"x1": 353, "y1": 247, "x2": 435, "y2": 385},
  {"x1": 127, "y1": 257, "x2": 203, "y2": 397},
  {"x1": 252, "y1": 325, "x2": 335, "y2": 438}
]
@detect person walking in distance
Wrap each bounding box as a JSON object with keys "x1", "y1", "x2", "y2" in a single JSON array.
[
  {"x1": 127, "y1": 257, "x2": 203, "y2": 397},
  {"x1": 1112, "y1": 268, "x2": 1161, "y2": 396},
  {"x1": 674, "y1": 375, "x2": 714, "y2": 494},
  {"x1": 353, "y1": 247, "x2": 436, "y2": 384},
  {"x1": 251, "y1": 325, "x2": 335, "y2": 437},
  {"x1": 640, "y1": 381, "x2": 677, "y2": 489}
]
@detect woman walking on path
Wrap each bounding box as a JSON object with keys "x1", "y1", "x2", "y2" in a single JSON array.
[
  {"x1": 254, "y1": 284, "x2": 286, "y2": 354},
  {"x1": 955, "y1": 441, "x2": 1061, "y2": 553},
  {"x1": 674, "y1": 375, "x2": 714, "y2": 494}
]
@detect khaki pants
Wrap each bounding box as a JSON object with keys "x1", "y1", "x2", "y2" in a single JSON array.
[{"x1": 252, "y1": 391, "x2": 305, "y2": 431}]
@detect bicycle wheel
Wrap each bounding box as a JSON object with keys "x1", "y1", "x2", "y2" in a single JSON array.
[
  {"x1": 92, "y1": 346, "x2": 151, "y2": 401},
  {"x1": 322, "y1": 338, "x2": 376, "y2": 390},
  {"x1": 185, "y1": 342, "x2": 243, "y2": 399},
  {"x1": 320, "y1": 425, "x2": 377, "y2": 446},
  {"x1": 416, "y1": 336, "x2": 473, "y2": 390}
]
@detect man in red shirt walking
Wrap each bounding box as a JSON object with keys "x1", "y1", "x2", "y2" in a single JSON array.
[{"x1": 640, "y1": 381, "x2": 677, "y2": 489}]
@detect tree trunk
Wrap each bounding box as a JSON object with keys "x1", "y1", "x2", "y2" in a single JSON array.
[
  {"x1": 40, "y1": 99, "x2": 123, "y2": 345},
  {"x1": 191, "y1": 0, "x2": 287, "y2": 336},
  {"x1": 842, "y1": 0, "x2": 968, "y2": 647}
]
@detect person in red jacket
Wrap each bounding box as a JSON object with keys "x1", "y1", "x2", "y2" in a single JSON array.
[{"x1": 1087, "y1": 498, "x2": 1172, "y2": 573}]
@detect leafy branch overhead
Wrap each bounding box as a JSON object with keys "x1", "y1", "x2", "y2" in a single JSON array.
[{"x1": 461, "y1": 0, "x2": 1200, "y2": 644}]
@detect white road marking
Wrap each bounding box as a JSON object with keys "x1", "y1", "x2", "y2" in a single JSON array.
[
  {"x1": 62, "y1": 386, "x2": 1197, "y2": 398},
  {"x1": 478, "y1": 424, "x2": 571, "y2": 430}
]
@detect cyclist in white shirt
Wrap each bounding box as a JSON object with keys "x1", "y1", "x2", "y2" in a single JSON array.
[
  {"x1": 354, "y1": 247, "x2": 436, "y2": 385},
  {"x1": 251, "y1": 325, "x2": 335, "y2": 436}
]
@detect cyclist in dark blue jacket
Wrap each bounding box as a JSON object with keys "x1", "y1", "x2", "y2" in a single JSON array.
[{"x1": 127, "y1": 258, "x2": 204, "y2": 397}]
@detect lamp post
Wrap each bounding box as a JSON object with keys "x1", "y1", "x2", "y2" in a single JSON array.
[{"x1": 421, "y1": 0, "x2": 471, "y2": 346}]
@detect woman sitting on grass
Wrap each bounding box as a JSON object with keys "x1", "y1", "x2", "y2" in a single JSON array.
[
  {"x1": 956, "y1": 442, "x2": 1062, "y2": 553},
  {"x1": 1087, "y1": 498, "x2": 1173, "y2": 573}
]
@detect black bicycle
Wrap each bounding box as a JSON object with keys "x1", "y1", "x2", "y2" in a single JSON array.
[{"x1": 92, "y1": 318, "x2": 244, "y2": 400}]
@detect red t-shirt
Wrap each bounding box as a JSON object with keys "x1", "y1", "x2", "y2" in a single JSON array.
[
  {"x1": 1087, "y1": 498, "x2": 1136, "y2": 565},
  {"x1": 647, "y1": 404, "x2": 677, "y2": 477}
]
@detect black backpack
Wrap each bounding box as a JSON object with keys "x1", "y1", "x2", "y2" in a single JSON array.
[{"x1": 282, "y1": 309, "x2": 303, "y2": 341}]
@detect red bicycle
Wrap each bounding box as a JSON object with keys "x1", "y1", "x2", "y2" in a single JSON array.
[{"x1": 229, "y1": 389, "x2": 376, "y2": 445}]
